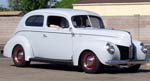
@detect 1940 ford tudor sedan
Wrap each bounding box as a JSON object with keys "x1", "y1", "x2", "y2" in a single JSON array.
[{"x1": 4, "y1": 8, "x2": 148, "y2": 73}]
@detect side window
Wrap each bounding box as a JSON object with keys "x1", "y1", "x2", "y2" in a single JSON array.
[
  {"x1": 89, "y1": 16, "x2": 104, "y2": 29},
  {"x1": 47, "y1": 16, "x2": 69, "y2": 28},
  {"x1": 26, "y1": 15, "x2": 44, "y2": 27}
]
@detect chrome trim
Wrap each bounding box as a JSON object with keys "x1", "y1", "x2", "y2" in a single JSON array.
[
  {"x1": 129, "y1": 45, "x2": 133, "y2": 59},
  {"x1": 106, "y1": 60, "x2": 149, "y2": 65},
  {"x1": 128, "y1": 31, "x2": 134, "y2": 60}
]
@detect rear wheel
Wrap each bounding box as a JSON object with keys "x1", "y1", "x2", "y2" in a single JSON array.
[
  {"x1": 124, "y1": 64, "x2": 141, "y2": 72},
  {"x1": 12, "y1": 45, "x2": 30, "y2": 67},
  {"x1": 81, "y1": 51, "x2": 103, "y2": 73}
]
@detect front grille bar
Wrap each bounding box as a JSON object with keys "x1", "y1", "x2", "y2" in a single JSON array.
[
  {"x1": 129, "y1": 45, "x2": 133, "y2": 60},
  {"x1": 117, "y1": 45, "x2": 129, "y2": 60}
]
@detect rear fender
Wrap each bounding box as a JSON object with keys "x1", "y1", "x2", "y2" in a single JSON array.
[{"x1": 4, "y1": 35, "x2": 34, "y2": 61}]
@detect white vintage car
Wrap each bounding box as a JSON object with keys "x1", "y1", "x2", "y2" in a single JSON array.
[{"x1": 4, "y1": 8, "x2": 148, "y2": 73}]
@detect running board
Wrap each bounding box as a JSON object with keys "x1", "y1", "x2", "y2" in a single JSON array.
[{"x1": 30, "y1": 57, "x2": 73, "y2": 65}]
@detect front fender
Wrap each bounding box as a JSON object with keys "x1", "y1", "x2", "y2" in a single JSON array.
[
  {"x1": 4, "y1": 35, "x2": 33, "y2": 61},
  {"x1": 72, "y1": 40, "x2": 120, "y2": 66},
  {"x1": 133, "y1": 40, "x2": 147, "y2": 60}
]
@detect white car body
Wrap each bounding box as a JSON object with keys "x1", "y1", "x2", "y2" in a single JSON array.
[{"x1": 3, "y1": 8, "x2": 148, "y2": 73}]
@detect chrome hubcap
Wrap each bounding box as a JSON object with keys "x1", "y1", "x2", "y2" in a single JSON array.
[
  {"x1": 86, "y1": 56, "x2": 95, "y2": 66},
  {"x1": 83, "y1": 53, "x2": 96, "y2": 70},
  {"x1": 14, "y1": 48, "x2": 24, "y2": 64}
]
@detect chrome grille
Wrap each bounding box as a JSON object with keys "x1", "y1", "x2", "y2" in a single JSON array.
[
  {"x1": 129, "y1": 45, "x2": 133, "y2": 59},
  {"x1": 117, "y1": 45, "x2": 136, "y2": 60},
  {"x1": 117, "y1": 46, "x2": 129, "y2": 60}
]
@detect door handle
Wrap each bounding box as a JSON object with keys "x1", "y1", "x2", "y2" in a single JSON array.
[
  {"x1": 43, "y1": 34, "x2": 48, "y2": 37},
  {"x1": 71, "y1": 32, "x2": 75, "y2": 37},
  {"x1": 69, "y1": 28, "x2": 75, "y2": 37}
]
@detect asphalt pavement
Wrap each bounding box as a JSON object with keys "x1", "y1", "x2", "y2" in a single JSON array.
[
  {"x1": 0, "y1": 53, "x2": 3, "y2": 58},
  {"x1": 0, "y1": 58, "x2": 150, "y2": 81},
  {"x1": 0, "y1": 46, "x2": 149, "y2": 81}
]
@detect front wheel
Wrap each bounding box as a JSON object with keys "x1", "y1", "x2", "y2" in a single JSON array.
[
  {"x1": 12, "y1": 45, "x2": 30, "y2": 67},
  {"x1": 81, "y1": 51, "x2": 103, "y2": 73}
]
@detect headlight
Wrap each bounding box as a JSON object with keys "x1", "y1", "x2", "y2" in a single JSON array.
[
  {"x1": 140, "y1": 43, "x2": 147, "y2": 54},
  {"x1": 106, "y1": 43, "x2": 115, "y2": 54}
]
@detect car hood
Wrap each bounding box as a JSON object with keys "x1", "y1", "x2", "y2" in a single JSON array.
[{"x1": 73, "y1": 28, "x2": 132, "y2": 47}]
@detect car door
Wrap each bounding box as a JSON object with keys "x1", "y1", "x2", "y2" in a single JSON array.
[{"x1": 37, "y1": 15, "x2": 73, "y2": 60}]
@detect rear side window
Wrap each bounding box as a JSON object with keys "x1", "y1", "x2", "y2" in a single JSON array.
[{"x1": 26, "y1": 15, "x2": 44, "y2": 27}]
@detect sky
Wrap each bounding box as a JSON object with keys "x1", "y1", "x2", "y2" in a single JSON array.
[{"x1": 0, "y1": 0, "x2": 8, "y2": 8}]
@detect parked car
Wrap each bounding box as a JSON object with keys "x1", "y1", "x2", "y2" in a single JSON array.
[{"x1": 4, "y1": 8, "x2": 148, "y2": 73}]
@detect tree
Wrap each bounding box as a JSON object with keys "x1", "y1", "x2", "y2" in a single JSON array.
[
  {"x1": 0, "y1": 6, "x2": 9, "y2": 11},
  {"x1": 20, "y1": 0, "x2": 48, "y2": 13},
  {"x1": 55, "y1": 0, "x2": 80, "y2": 8},
  {"x1": 9, "y1": 0, "x2": 20, "y2": 10}
]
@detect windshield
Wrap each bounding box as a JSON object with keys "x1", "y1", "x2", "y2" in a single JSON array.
[{"x1": 71, "y1": 15, "x2": 104, "y2": 29}]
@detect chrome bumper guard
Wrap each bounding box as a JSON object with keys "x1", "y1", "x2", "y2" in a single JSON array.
[{"x1": 107, "y1": 60, "x2": 149, "y2": 65}]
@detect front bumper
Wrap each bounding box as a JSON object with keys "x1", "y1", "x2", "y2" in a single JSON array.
[{"x1": 106, "y1": 60, "x2": 149, "y2": 65}]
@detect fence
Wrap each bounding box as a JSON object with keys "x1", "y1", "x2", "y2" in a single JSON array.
[
  {"x1": 0, "y1": 17, "x2": 21, "y2": 45},
  {"x1": 102, "y1": 15, "x2": 150, "y2": 44},
  {"x1": 0, "y1": 16, "x2": 149, "y2": 45}
]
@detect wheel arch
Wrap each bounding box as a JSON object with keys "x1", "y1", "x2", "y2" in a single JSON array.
[
  {"x1": 73, "y1": 47, "x2": 107, "y2": 67},
  {"x1": 12, "y1": 44, "x2": 22, "y2": 56}
]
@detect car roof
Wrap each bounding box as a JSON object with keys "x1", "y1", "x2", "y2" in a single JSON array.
[
  {"x1": 27, "y1": 8, "x2": 99, "y2": 17},
  {"x1": 15, "y1": 8, "x2": 101, "y2": 33}
]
